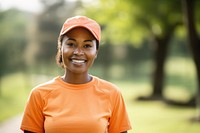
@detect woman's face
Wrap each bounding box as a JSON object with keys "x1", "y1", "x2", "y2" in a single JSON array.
[{"x1": 61, "y1": 27, "x2": 98, "y2": 74}]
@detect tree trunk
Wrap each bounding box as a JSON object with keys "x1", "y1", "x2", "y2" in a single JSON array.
[
  {"x1": 137, "y1": 34, "x2": 171, "y2": 101},
  {"x1": 182, "y1": 0, "x2": 200, "y2": 121},
  {"x1": 137, "y1": 23, "x2": 179, "y2": 101},
  {"x1": 102, "y1": 43, "x2": 112, "y2": 80},
  {"x1": 151, "y1": 37, "x2": 169, "y2": 98},
  {"x1": 0, "y1": 75, "x2": 1, "y2": 97}
]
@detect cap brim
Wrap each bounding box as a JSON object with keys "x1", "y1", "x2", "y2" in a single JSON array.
[{"x1": 60, "y1": 25, "x2": 99, "y2": 41}]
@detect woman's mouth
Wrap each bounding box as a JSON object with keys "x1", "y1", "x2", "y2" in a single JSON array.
[{"x1": 71, "y1": 59, "x2": 86, "y2": 66}]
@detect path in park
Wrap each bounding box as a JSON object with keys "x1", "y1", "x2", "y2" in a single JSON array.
[{"x1": 0, "y1": 114, "x2": 23, "y2": 133}]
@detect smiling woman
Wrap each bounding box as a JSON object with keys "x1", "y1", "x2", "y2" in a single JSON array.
[
  {"x1": 20, "y1": 16, "x2": 132, "y2": 133},
  {"x1": 60, "y1": 27, "x2": 98, "y2": 83}
]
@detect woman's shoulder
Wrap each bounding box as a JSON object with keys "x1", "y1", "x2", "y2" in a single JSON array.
[
  {"x1": 30, "y1": 76, "x2": 60, "y2": 96},
  {"x1": 92, "y1": 76, "x2": 121, "y2": 94},
  {"x1": 34, "y1": 76, "x2": 59, "y2": 88}
]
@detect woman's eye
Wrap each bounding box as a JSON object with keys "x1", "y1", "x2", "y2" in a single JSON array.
[
  {"x1": 66, "y1": 43, "x2": 75, "y2": 47},
  {"x1": 84, "y1": 44, "x2": 92, "y2": 48}
]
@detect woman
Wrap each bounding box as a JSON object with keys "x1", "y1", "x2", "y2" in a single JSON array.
[{"x1": 21, "y1": 16, "x2": 132, "y2": 133}]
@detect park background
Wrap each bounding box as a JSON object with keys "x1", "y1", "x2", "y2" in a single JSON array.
[{"x1": 0, "y1": 0, "x2": 200, "y2": 133}]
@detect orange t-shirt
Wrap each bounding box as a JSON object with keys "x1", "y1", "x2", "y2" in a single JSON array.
[{"x1": 21, "y1": 76, "x2": 132, "y2": 133}]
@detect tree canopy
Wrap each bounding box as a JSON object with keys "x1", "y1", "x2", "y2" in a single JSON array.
[{"x1": 0, "y1": 9, "x2": 30, "y2": 75}]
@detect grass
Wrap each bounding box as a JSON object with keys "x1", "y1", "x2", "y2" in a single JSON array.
[
  {"x1": 0, "y1": 56, "x2": 199, "y2": 133},
  {"x1": 0, "y1": 72, "x2": 32, "y2": 122},
  {"x1": 0, "y1": 72, "x2": 52, "y2": 122},
  {"x1": 114, "y1": 81, "x2": 200, "y2": 133}
]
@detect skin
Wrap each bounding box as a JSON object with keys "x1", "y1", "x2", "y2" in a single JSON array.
[
  {"x1": 24, "y1": 27, "x2": 128, "y2": 133},
  {"x1": 61, "y1": 27, "x2": 98, "y2": 84}
]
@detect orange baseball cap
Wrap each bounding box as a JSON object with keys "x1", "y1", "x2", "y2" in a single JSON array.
[{"x1": 59, "y1": 16, "x2": 101, "y2": 42}]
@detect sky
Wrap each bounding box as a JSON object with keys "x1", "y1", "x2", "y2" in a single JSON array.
[
  {"x1": 0, "y1": 0, "x2": 43, "y2": 13},
  {"x1": 0, "y1": 0, "x2": 94, "y2": 13}
]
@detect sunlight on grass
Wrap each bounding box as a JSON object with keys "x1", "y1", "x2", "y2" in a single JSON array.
[
  {"x1": 166, "y1": 57, "x2": 196, "y2": 76},
  {"x1": 164, "y1": 86, "x2": 192, "y2": 102},
  {"x1": 114, "y1": 81, "x2": 200, "y2": 133},
  {"x1": 165, "y1": 57, "x2": 197, "y2": 95},
  {"x1": 0, "y1": 72, "x2": 54, "y2": 122},
  {"x1": 0, "y1": 72, "x2": 31, "y2": 122}
]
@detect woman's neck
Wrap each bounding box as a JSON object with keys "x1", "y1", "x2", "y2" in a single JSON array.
[{"x1": 62, "y1": 72, "x2": 92, "y2": 84}]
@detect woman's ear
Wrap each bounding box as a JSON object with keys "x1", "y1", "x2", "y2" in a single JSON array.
[{"x1": 95, "y1": 50, "x2": 98, "y2": 59}]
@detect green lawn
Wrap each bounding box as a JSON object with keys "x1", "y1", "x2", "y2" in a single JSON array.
[
  {"x1": 0, "y1": 72, "x2": 51, "y2": 122},
  {"x1": 0, "y1": 72, "x2": 199, "y2": 133},
  {"x1": 0, "y1": 72, "x2": 30, "y2": 121},
  {"x1": 115, "y1": 81, "x2": 200, "y2": 133}
]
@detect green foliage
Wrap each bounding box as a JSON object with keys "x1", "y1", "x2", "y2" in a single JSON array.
[
  {"x1": 195, "y1": 0, "x2": 200, "y2": 30},
  {"x1": 84, "y1": 0, "x2": 141, "y2": 45},
  {"x1": 32, "y1": 0, "x2": 82, "y2": 65},
  {"x1": 0, "y1": 9, "x2": 30, "y2": 75},
  {"x1": 84, "y1": 0, "x2": 183, "y2": 45}
]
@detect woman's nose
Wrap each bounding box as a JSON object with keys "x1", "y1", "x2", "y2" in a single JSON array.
[{"x1": 73, "y1": 47, "x2": 84, "y2": 55}]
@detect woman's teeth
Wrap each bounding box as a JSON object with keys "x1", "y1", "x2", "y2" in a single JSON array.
[{"x1": 72, "y1": 59, "x2": 85, "y2": 63}]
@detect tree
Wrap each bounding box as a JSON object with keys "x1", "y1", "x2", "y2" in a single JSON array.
[
  {"x1": 28, "y1": 0, "x2": 82, "y2": 72},
  {"x1": 128, "y1": 0, "x2": 183, "y2": 100},
  {"x1": 0, "y1": 9, "x2": 30, "y2": 96},
  {"x1": 84, "y1": 0, "x2": 183, "y2": 99},
  {"x1": 182, "y1": 0, "x2": 200, "y2": 121}
]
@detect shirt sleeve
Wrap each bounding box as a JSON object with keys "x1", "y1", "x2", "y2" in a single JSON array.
[
  {"x1": 21, "y1": 88, "x2": 45, "y2": 133},
  {"x1": 108, "y1": 90, "x2": 132, "y2": 133}
]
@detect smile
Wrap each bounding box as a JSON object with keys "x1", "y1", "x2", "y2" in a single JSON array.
[{"x1": 71, "y1": 59, "x2": 86, "y2": 64}]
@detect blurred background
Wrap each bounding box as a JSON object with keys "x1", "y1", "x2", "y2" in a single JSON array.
[{"x1": 0, "y1": 0, "x2": 200, "y2": 133}]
